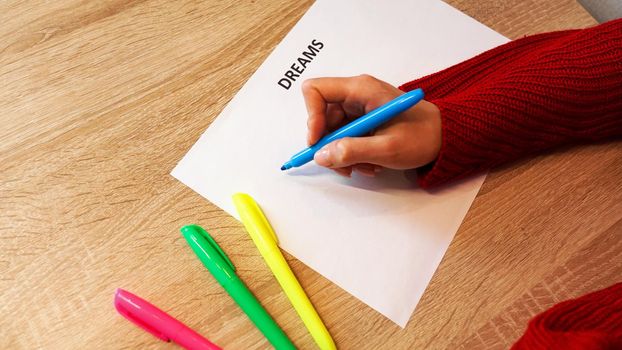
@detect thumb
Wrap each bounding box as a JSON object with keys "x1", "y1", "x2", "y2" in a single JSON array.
[{"x1": 314, "y1": 136, "x2": 392, "y2": 168}]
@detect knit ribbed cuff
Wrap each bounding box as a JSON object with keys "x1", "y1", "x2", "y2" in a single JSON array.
[{"x1": 415, "y1": 97, "x2": 491, "y2": 189}]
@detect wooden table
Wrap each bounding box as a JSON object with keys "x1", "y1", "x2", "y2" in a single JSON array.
[{"x1": 2, "y1": 1, "x2": 620, "y2": 349}]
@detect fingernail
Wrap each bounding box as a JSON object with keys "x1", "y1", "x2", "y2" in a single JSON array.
[
  {"x1": 314, "y1": 147, "x2": 332, "y2": 166},
  {"x1": 336, "y1": 170, "x2": 351, "y2": 178},
  {"x1": 357, "y1": 168, "x2": 376, "y2": 177},
  {"x1": 356, "y1": 169, "x2": 376, "y2": 177}
]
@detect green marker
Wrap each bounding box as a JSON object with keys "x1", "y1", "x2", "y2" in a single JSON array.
[{"x1": 181, "y1": 225, "x2": 296, "y2": 350}]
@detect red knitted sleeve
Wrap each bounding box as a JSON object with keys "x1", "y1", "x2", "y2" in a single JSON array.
[
  {"x1": 511, "y1": 282, "x2": 622, "y2": 349},
  {"x1": 399, "y1": 19, "x2": 622, "y2": 188}
]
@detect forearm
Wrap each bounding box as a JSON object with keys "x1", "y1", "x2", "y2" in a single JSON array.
[{"x1": 401, "y1": 19, "x2": 622, "y2": 188}]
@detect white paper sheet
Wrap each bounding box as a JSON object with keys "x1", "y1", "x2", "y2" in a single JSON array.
[{"x1": 172, "y1": 0, "x2": 508, "y2": 327}]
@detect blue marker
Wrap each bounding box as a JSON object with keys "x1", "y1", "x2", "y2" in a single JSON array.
[{"x1": 281, "y1": 88, "x2": 425, "y2": 170}]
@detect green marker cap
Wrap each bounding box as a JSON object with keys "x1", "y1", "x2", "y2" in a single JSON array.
[
  {"x1": 180, "y1": 224, "x2": 296, "y2": 350},
  {"x1": 181, "y1": 224, "x2": 236, "y2": 285}
]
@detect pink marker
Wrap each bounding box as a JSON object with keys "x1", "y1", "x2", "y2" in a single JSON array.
[{"x1": 114, "y1": 288, "x2": 221, "y2": 350}]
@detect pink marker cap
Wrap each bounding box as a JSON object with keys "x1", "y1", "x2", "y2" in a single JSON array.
[{"x1": 114, "y1": 288, "x2": 221, "y2": 350}]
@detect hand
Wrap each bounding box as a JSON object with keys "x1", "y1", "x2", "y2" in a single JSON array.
[{"x1": 302, "y1": 74, "x2": 442, "y2": 177}]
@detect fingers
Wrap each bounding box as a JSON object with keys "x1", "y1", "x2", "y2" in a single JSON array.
[
  {"x1": 303, "y1": 83, "x2": 327, "y2": 145},
  {"x1": 302, "y1": 77, "x2": 355, "y2": 103},
  {"x1": 303, "y1": 78, "x2": 349, "y2": 145},
  {"x1": 330, "y1": 164, "x2": 381, "y2": 178},
  {"x1": 303, "y1": 77, "x2": 369, "y2": 145},
  {"x1": 333, "y1": 166, "x2": 353, "y2": 177},
  {"x1": 313, "y1": 136, "x2": 395, "y2": 169},
  {"x1": 353, "y1": 163, "x2": 381, "y2": 177},
  {"x1": 302, "y1": 75, "x2": 415, "y2": 176},
  {"x1": 326, "y1": 103, "x2": 346, "y2": 131}
]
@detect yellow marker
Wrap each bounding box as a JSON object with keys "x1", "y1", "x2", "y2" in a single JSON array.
[{"x1": 233, "y1": 193, "x2": 336, "y2": 350}]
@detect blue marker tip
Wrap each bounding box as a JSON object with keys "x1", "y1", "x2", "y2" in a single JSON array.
[{"x1": 281, "y1": 162, "x2": 293, "y2": 171}]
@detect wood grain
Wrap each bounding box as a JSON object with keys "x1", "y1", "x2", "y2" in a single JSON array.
[{"x1": 1, "y1": 1, "x2": 619, "y2": 349}]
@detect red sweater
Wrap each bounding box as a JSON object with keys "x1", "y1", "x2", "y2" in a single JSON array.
[
  {"x1": 400, "y1": 19, "x2": 622, "y2": 189},
  {"x1": 400, "y1": 19, "x2": 622, "y2": 348}
]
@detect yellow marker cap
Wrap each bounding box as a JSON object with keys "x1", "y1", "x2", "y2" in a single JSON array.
[{"x1": 233, "y1": 193, "x2": 337, "y2": 350}]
